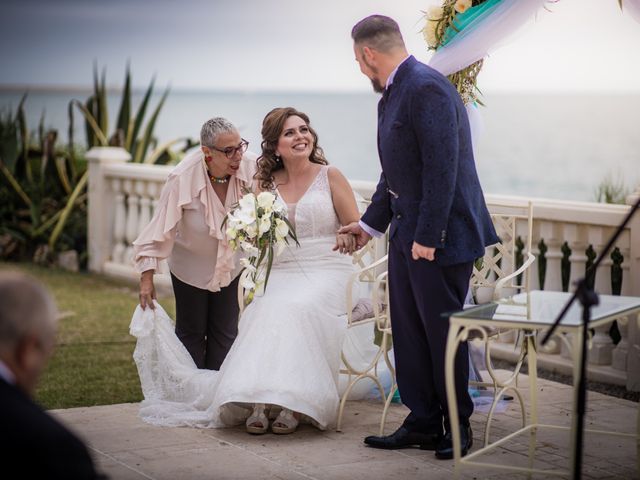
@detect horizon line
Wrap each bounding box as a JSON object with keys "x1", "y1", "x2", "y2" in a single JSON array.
[{"x1": 1, "y1": 83, "x2": 639, "y2": 96}]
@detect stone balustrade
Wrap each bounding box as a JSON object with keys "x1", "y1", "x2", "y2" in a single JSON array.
[{"x1": 86, "y1": 147, "x2": 640, "y2": 391}]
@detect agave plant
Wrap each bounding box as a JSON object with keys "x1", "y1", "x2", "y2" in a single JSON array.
[
  {"x1": 0, "y1": 94, "x2": 88, "y2": 263},
  {"x1": 70, "y1": 63, "x2": 175, "y2": 163}
]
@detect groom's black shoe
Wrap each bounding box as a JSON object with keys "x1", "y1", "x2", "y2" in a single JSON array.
[
  {"x1": 435, "y1": 424, "x2": 473, "y2": 460},
  {"x1": 364, "y1": 426, "x2": 440, "y2": 450}
]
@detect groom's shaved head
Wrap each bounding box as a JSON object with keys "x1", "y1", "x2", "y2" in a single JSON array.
[{"x1": 351, "y1": 15, "x2": 405, "y2": 53}]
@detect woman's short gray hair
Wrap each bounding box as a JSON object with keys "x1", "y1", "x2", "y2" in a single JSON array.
[{"x1": 200, "y1": 117, "x2": 237, "y2": 148}]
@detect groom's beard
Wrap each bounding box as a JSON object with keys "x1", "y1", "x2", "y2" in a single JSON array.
[
  {"x1": 363, "y1": 57, "x2": 384, "y2": 93},
  {"x1": 370, "y1": 78, "x2": 384, "y2": 94}
]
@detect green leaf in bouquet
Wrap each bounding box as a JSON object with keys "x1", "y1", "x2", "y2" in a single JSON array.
[
  {"x1": 264, "y1": 242, "x2": 274, "y2": 291},
  {"x1": 281, "y1": 214, "x2": 300, "y2": 247}
]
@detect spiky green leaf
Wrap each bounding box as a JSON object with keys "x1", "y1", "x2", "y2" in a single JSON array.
[
  {"x1": 0, "y1": 159, "x2": 32, "y2": 206},
  {"x1": 48, "y1": 170, "x2": 88, "y2": 249},
  {"x1": 133, "y1": 86, "x2": 169, "y2": 163},
  {"x1": 126, "y1": 76, "x2": 155, "y2": 152},
  {"x1": 55, "y1": 156, "x2": 72, "y2": 194},
  {"x1": 116, "y1": 62, "x2": 131, "y2": 136},
  {"x1": 98, "y1": 67, "x2": 109, "y2": 136},
  {"x1": 144, "y1": 137, "x2": 187, "y2": 164},
  {"x1": 0, "y1": 95, "x2": 23, "y2": 174},
  {"x1": 71, "y1": 100, "x2": 109, "y2": 146}
]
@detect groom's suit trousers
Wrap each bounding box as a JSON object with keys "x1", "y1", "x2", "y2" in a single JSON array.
[{"x1": 388, "y1": 234, "x2": 474, "y2": 432}]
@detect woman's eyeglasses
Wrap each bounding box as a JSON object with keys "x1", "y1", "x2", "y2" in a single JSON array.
[{"x1": 209, "y1": 139, "x2": 249, "y2": 159}]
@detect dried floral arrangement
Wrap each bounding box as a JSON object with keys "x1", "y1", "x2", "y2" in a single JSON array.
[{"x1": 422, "y1": 0, "x2": 492, "y2": 105}]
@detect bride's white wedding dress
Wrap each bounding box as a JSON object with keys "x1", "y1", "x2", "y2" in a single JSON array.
[{"x1": 131, "y1": 166, "x2": 354, "y2": 429}]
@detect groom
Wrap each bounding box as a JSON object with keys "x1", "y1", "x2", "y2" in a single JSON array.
[{"x1": 340, "y1": 15, "x2": 498, "y2": 459}]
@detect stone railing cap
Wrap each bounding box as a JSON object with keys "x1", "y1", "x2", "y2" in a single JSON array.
[{"x1": 86, "y1": 146, "x2": 131, "y2": 163}]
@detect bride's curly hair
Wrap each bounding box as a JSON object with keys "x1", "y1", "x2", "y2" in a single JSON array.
[{"x1": 255, "y1": 107, "x2": 328, "y2": 191}]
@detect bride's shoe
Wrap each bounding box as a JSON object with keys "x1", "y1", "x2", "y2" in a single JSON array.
[
  {"x1": 271, "y1": 408, "x2": 299, "y2": 435},
  {"x1": 246, "y1": 403, "x2": 268, "y2": 434}
]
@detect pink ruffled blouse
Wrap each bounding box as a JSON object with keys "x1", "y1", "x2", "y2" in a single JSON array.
[{"x1": 132, "y1": 148, "x2": 256, "y2": 292}]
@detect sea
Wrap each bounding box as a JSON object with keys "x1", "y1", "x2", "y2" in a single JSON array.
[{"x1": 1, "y1": 89, "x2": 638, "y2": 202}]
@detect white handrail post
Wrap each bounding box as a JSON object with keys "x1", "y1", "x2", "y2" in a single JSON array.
[{"x1": 86, "y1": 147, "x2": 131, "y2": 273}]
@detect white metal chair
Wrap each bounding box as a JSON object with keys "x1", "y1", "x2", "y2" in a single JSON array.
[
  {"x1": 336, "y1": 235, "x2": 395, "y2": 434},
  {"x1": 467, "y1": 200, "x2": 535, "y2": 446},
  {"x1": 335, "y1": 188, "x2": 398, "y2": 434}
]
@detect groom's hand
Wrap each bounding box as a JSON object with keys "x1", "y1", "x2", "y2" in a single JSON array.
[
  {"x1": 411, "y1": 242, "x2": 435, "y2": 261},
  {"x1": 336, "y1": 222, "x2": 371, "y2": 250}
]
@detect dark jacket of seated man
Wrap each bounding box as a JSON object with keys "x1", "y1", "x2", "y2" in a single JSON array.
[{"x1": 0, "y1": 271, "x2": 106, "y2": 479}]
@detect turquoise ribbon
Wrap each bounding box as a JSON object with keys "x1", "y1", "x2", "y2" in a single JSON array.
[{"x1": 441, "y1": 0, "x2": 503, "y2": 47}]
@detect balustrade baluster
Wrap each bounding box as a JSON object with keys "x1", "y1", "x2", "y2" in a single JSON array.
[
  {"x1": 111, "y1": 178, "x2": 126, "y2": 264},
  {"x1": 124, "y1": 180, "x2": 139, "y2": 265}
]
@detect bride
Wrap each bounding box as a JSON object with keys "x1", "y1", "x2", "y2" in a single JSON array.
[{"x1": 131, "y1": 107, "x2": 361, "y2": 434}]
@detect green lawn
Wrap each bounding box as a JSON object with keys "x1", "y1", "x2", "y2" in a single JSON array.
[{"x1": 0, "y1": 262, "x2": 176, "y2": 409}]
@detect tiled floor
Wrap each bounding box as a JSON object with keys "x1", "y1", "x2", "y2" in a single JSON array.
[{"x1": 52, "y1": 373, "x2": 639, "y2": 479}]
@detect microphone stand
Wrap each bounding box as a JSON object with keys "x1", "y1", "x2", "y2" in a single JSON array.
[{"x1": 540, "y1": 195, "x2": 640, "y2": 480}]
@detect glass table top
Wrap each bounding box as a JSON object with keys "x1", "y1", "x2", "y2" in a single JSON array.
[{"x1": 451, "y1": 291, "x2": 640, "y2": 329}]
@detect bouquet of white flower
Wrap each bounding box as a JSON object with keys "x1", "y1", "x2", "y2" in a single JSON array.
[{"x1": 224, "y1": 189, "x2": 299, "y2": 303}]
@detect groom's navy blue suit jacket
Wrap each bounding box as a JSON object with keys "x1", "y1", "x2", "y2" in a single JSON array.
[{"x1": 361, "y1": 56, "x2": 498, "y2": 264}]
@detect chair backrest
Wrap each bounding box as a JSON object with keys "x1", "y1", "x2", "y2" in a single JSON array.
[
  {"x1": 349, "y1": 191, "x2": 388, "y2": 283},
  {"x1": 471, "y1": 201, "x2": 535, "y2": 303}
]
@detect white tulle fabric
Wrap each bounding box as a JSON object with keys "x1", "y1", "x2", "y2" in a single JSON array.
[
  {"x1": 427, "y1": 0, "x2": 549, "y2": 149},
  {"x1": 622, "y1": 0, "x2": 640, "y2": 23},
  {"x1": 131, "y1": 166, "x2": 355, "y2": 429},
  {"x1": 428, "y1": 0, "x2": 549, "y2": 77}
]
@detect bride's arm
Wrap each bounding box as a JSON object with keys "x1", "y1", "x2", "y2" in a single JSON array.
[
  {"x1": 327, "y1": 166, "x2": 360, "y2": 225},
  {"x1": 327, "y1": 166, "x2": 360, "y2": 253}
]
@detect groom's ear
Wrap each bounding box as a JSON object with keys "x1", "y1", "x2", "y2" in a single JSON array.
[{"x1": 362, "y1": 46, "x2": 376, "y2": 63}]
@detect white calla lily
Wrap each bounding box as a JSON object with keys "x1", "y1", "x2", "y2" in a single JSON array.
[
  {"x1": 274, "y1": 218, "x2": 289, "y2": 240},
  {"x1": 238, "y1": 193, "x2": 256, "y2": 211},
  {"x1": 257, "y1": 191, "x2": 276, "y2": 209},
  {"x1": 240, "y1": 241, "x2": 260, "y2": 257},
  {"x1": 239, "y1": 269, "x2": 256, "y2": 291},
  {"x1": 258, "y1": 217, "x2": 271, "y2": 234},
  {"x1": 273, "y1": 197, "x2": 287, "y2": 215}
]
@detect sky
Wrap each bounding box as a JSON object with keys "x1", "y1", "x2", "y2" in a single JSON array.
[{"x1": 1, "y1": 0, "x2": 639, "y2": 93}]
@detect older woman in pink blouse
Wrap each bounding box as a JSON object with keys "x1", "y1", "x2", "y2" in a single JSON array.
[{"x1": 132, "y1": 118, "x2": 256, "y2": 370}]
